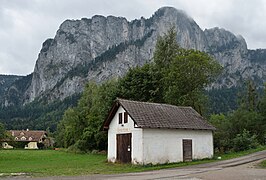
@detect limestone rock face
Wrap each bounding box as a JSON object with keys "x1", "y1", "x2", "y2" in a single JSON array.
[
  {"x1": 4, "y1": 7, "x2": 266, "y2": 105},
  {"x1": 24, "y1": 7, "x2": 209, "y2": 103},
  {"x1": 205, "y1": 27, "x2": 266, "y2": 88}
]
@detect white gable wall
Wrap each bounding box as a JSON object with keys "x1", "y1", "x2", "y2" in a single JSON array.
[
  {"x1": 142, "y1": 128, "x2": 213, "y2": 164},
  {"x1": 107, "y1": 106, "x2": 143, "y2": 163}
]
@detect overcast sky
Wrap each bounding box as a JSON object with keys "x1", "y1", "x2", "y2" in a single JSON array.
[{"x1": 1, "y1": 0, "x2": 266, "y2": 75}]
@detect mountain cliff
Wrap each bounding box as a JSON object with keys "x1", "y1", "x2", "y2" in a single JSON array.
[
  {"x1": 2, "y1": 7, "x2": 266, "y2": 107},
  {"x1": 205, "y1": 28, "x2": 266, "y2": 89},
  {"x1": 0, "y1": 75, "x2": 23, "y2": 107}
]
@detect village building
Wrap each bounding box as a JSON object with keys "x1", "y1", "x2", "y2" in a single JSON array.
[
  {"x1": 1, "y1": 129, "x2": 53, "y2": 149},
  {"x1": 103, "y1": 99, "x2": 216, "y2": 164},
  {"x1": 2, "y1": 142, "x2": 13, "y2": 149}
]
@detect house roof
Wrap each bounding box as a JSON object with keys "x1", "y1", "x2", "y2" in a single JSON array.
[
  {"x1": 103, "y1": 98, "x2": 216, "y2": 131},
  {"x1": 8, "y1": 130, "x2": 47, "y2": 142}
]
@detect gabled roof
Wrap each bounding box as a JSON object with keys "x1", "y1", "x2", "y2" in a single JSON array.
[
  {"x1": 103, "y1": 99, "x2": 216, "y2": 131},
  {"x1": 8, "y1": 130, "x2": 47, "y2": 142}
]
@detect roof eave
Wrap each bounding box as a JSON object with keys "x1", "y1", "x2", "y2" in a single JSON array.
[{"x1": 140, "y1": 126, "x2": 215, "y2": 131}]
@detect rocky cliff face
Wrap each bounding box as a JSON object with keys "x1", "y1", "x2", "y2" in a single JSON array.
[
  {"x1": 0, "y1": 75, "x2": 23, "y2": 107},
  {"x1": 24, "y1": 7, "x2": 209, "y2": 103},
  {"x1": 2, "y1": 7, "x2": 266, "y2": 106},
  {"x1": 1, "y1": 74, "x2": 32, "y2": 107},
  {"x1": 205, "y1": 27, "x2": 266, "y2": 88}
]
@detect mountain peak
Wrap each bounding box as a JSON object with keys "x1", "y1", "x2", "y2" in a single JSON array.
[
  {"x1": 156, "y1": 6, "x2": 184, "y2": 14},
  {"x1": 155, "y1": 6, "x2": 191, "y2": 20}
]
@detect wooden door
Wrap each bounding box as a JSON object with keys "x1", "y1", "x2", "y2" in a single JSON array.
[
  {"x1": 116, "y1": 133, "x2": 132, "y2": 163},
  {"x1": 183, "y1": 139, "x2": 192, "y2": 162}
]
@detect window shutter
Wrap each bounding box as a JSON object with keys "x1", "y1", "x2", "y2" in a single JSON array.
[
  {"x1": 119, "y1": 113, "x2": 122, "y2": 124},
  {"x1": 124, "y1": 112, "x2": 128, "y2": 123}
]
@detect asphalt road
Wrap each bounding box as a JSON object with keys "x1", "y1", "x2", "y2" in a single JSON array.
[{"x1": 4, "y1": 150, "x2": 266, "y2": 180}]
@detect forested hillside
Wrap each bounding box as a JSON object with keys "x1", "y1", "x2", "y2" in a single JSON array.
[{"x1": 0, "y1": 94, "x2": 80, "y2": 131}]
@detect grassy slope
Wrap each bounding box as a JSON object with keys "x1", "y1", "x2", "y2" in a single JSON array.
[
  {"x1": 215, "y1": 146, "x2": 266, "y2": 160},
  {"x1": 0, "y1": 146, "x2": 265, "y2": 177}
]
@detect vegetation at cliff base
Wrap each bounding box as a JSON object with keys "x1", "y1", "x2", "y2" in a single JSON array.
[
  {"x1": 0, "y1": 93, "x2": 80, "y2": 131},
  {"x1": 209, "y1": 81, "x2": 266, "y2": 152}
]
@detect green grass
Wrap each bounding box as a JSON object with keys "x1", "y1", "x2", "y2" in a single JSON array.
[
  {"x1": 0, "y1": 146, "x2": 265, "y2": 177},
  {"x1": 260, "y1": 160, "x2": 266, "y2": 168},
  {"x1": 214, "y1": 145, "x2": 266, "y2": 160}
]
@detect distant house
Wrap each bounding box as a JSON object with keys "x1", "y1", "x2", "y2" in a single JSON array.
[
  {"x1": 2, "y1": 130, "x2": 53, "y2": 149},
  {"x1": 103, "y1": 99, "x2": 215, "y2": 164},
  {"x1": 2, "y1": 142, "x2": 13, "y2": 149}
]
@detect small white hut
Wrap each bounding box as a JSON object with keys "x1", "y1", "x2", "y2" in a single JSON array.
[{"x1": 103, "y1": 99, "x2": 215, "y2": 164}]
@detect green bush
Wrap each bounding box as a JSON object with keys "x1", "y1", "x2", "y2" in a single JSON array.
[
  {"x1": 37, "y1": 142, "x2": 45, "y2": 149},
  {"x1": 232, "y1": 129, "x2": 259, "y2": 151},
  {"x1": 8, "y1": 141, "x2": 28, "y2": 149},
  {"x1": 260, "y1": 160, "x2": 266, "y2": 168},
  {"x1": 66, "y1": 143, "x2": 85, "y2": 154}
]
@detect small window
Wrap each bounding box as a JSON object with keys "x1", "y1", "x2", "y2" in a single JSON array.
[
  {"x1": 124, "y1": 112, "x2": 128, "y2": 123},
  {"x1": 118, "y1": 113, "x2": 122, "y2": 124}
]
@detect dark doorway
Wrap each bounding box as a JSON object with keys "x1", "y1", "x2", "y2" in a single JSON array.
[
  {"x1": 183, "y1": 139, "x2": 192, "y2": 162},
  {"x1": 116, "y1": 133, "x2": 132, "y2": 163}
]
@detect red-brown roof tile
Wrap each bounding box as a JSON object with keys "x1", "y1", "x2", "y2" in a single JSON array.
[{"x1": 8, "y1": 130, "x2": 47, "y2": 142}]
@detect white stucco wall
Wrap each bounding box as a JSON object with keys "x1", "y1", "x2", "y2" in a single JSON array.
[
  {"x1": 25, "y1": 142, "x2": 38, "y2": 149},
  {"x1": 107, "y1": 106, "x2": 143, "y2": 163},
  {"x1": 142, "y1": 128, "x2": 213, "y2": 164}
]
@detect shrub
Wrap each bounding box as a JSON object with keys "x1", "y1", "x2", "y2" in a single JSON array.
[
  {"x1": 232, "y1": 129, "x2": 259, "y2": 151},
  {"x1": 67, "y1": 143, "x2": 85, "y2": 154},
  {"x1": 8, "y1": 141, "x2": 28, "y2": 149}
]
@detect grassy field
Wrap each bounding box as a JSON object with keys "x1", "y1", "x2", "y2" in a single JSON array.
[{"x1": 0, "y1": 146, "x2": 265, "y2": 177}]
